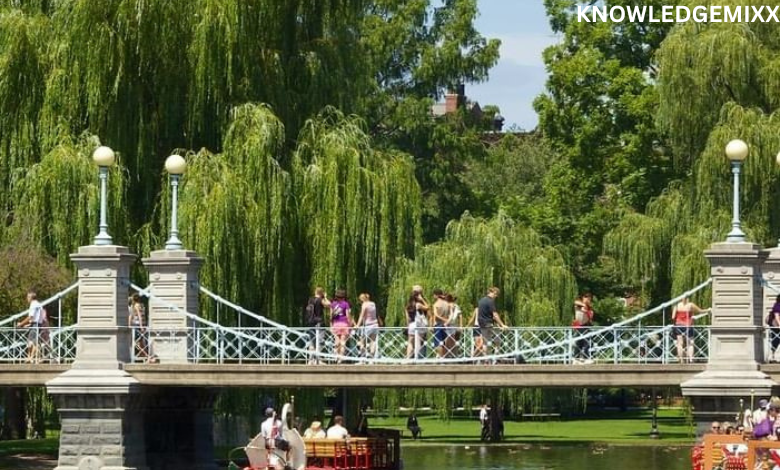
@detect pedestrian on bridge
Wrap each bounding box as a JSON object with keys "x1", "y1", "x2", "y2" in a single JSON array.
[
  {"x1": 330, "y1": 289, "x2": 353, "y2": 363},
  {"x1": 476, "y1": 287, "x2": 507, "y2": 361},
  {"x1": 573, "y1": 293, "x2": 594, "y2": 364},
  {"x1": 355, "y1": 293, "x2": 380, "y2": 361},
  {"x1": 16, "y1": 291, "x2": 43, "y2": 363},
  {"x1": 305, "y1": 287, "x2": 330, "y2": 365},
  {"x1": 672, "y1": 297, "x2": 709, "y2": 363},
  {"x1": 405, "y1": 286, "x2": 430, "y2": 360},
  {"x1": 767, "y1": 295, "x2": 780, "y2": 362}
]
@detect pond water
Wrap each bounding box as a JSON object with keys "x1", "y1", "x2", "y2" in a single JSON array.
[{"x1": 400, "y1": 444, "x2": 690, "y2": 470}]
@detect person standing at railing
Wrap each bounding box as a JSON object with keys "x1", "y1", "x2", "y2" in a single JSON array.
[
  {"x1": 767, "y1": 295, "x2": 780, "y2": 363},
  {"x1": 129, "y1": 294, "x2": 149, "y2": 362},
  {"x1": 444, "y1": 294, "x2": 462, "y2": 358},
  {"x1": 572, "y1": 294, "x2": 594, "y2": 364},
  {"x1": 16, "y1": 291, "x2": 43, "y2": 363},
  {"x1": 672, "y1": 296, "x2": 710, "y2": 363},
  {"x1": 305, "y1": 287, "x2": 331, "y2": 365},
  {"x1": 355, "y1": 293, "x2": 380, "y2": 361},
  {"x1": 432, "y1": 289, "x2": 450, "y2": 359},
  {"x1": 405, "y1": 286, "x2": 430, "y2": 360},
  {"x1": 476, "y1": 287, "x2": 507, "y2": 360},
  {"x1": 330, "y1": 289, "x2": 353, "y2": 363}
]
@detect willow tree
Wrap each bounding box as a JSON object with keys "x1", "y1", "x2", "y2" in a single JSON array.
[
  {"x1": 386, "y1": 212, "x2": 577, "y2": 328},
  {"x1": 293, "y1": 109, "x2": 422, "y2": 300},
  {"x1": 378, "y1": 212, "x2": 578, "y2": 416},
  {"x1": 5, "y1": 134, "x2": 128, "y2": 265},
  {"x1": 605, "y1": 6, "x2": 780, "y2": 305}
]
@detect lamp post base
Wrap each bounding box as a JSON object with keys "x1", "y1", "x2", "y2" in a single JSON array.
[{"x1": 93, "y1": 231, "x2": 113, "y2": 246}]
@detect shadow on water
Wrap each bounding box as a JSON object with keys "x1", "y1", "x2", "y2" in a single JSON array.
[{"x1": 401, "y1": 444, "x2": 691, "y2": 470}]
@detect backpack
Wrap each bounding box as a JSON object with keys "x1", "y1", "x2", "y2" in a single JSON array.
[{"x1": 304, "y1": 298, "x2": 321, "y2": 326}]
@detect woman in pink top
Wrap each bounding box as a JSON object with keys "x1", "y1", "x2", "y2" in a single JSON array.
[
  {"x1": 672, "y1": 297, "x2": 710, "y2": 363},
  {"x1": 330, "y1": 289, "x2": 353, "y2": 362}
]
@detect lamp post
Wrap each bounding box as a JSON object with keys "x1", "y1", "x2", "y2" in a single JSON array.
[
  {"x1": 649, "y1": 387, "x2": 660, "y2": 439},
  {"x1": 725, "y1": 139, "x2": 748, "y2": 243},
  {"x1": 92, "y1": 146, "x2": 116, "y2": 246},
  {"x1": 164, "y1": 154, "x2": 187, "y2": 250}
]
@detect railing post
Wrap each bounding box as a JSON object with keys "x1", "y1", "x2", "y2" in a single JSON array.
[
  {"x1": 57, "y1": 296, "x2": 63, "y2": 363},
  {"x1": 567, "y1": 329, "x2": 573, "y2": 364},
  {"x1": 613, "y1": 328, "x2": 619, "y2": 364}
]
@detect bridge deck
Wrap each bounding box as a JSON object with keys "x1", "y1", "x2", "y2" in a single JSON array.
[{"x1": 28, "y1": 363, "x2": 780, "y2": 388}]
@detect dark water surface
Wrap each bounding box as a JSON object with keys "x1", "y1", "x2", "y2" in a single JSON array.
[{"x1": 400, "y1": 444, "x2": 690, "y2": 470}]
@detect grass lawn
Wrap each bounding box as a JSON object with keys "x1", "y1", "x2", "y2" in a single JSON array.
[
  {"x1": 370, "y1": 409, "x2": 695, "y2": 445},
  {"x1": 0, "y1": 437, "x2": 59, "y2": 458}
]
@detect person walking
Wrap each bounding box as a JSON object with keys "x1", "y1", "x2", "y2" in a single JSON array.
[
  {"x1": 17, "y1": 291, "x2": 44, "y2": 363},
  {"x1": 128, "y1": 294, "x2": 149, "y2": 362},
  {"x1": 330, "y1": 289, "x2": 353, "y2": 362},
  {"x1": 768, "y1": 295, "x2": 780, "y2": 363},
  {"x1": 672, "y1": 296, "x2": 709, "y2": 363},
  {"x1": 355, "y1": 293, "x2": 380, "y2": 361},
  {"x1": 432, "y1": 289, "x2": 450, "y2": 359},
  {"x1": 476, "y1": 287, "x2": 507, "y2": 360},
  {"x1": 444, "y1": 294, "x2": 462, "y2": 358},
  {"x1": 405, "y1": 286, "x2": 430, "y2": 360},
  {"x1": 572, "y1": 294, "x2": 593, "y2": 364},
  {"x1": 305, "y1": 287, "x2": 331, "y2": 364}
]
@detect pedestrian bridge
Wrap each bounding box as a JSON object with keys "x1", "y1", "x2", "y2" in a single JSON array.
[{"x1": 0, "y1": 275, "x2": 771, "y2": 389}]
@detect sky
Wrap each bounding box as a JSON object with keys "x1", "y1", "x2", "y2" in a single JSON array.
[{"x1": 468, "y1": 0, "x2": 560, "y2": 131}]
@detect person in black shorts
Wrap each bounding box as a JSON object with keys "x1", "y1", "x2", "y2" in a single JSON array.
[
  {"x1": 305, "y1": 287, "x2": 330, "y2": 364},
  {"x1": 476, "y1": 287, "x2": 507, "y2": 359}
]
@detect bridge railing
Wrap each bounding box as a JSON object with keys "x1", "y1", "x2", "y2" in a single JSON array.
[
  {"x1": 128, "y1": 325, "x2": 711, "y2": 365},
  {"x1": 0, "y1": 326, "x2": 78, "y2": 363}
]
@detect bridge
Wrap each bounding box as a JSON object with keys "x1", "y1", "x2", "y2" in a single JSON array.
[{"x1": 2, "y1": 148, "x2": 780, "y2": 470}]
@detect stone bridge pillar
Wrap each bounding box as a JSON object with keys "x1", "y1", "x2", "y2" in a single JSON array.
[
  {"x1": 681, "y1": 242, "x2": 776, "y2": 431},
  {"x1": 47, "y1": 245, "x2": 147, "y2": 470},
  {"x1": 142, "y1": 250, "x2": 203, "y2": 363},
  {"x1": 762, "y1": 248, "x2": 780, "y2": 360}
]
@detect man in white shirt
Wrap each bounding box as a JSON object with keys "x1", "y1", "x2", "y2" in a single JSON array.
[
  {"x1": 326, "y1": 415, "x2": 350, "y2": 439},
  {"x1": 260, "y1": 408, "x2": 286, "y2": 467},
  {"x1": 17, "y1": 291, "x2": 43, "y2": 362}
]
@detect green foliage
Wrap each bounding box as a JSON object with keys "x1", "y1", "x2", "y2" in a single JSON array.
[
  {"x1": 386, "y1": 212, "x2": 577, "y2": 328},
  {"x1": 7, "y1": 134, "x2": 128, "y2": 265},
  {"x1": 293, "y1": 109, "x2": 421, "y2": 298},
  {"x1": 605, "y1": 9, "x2": 780, "y2": 303}
]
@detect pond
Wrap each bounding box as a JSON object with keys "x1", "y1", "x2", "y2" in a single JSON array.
[{"x1": 400, "y1": 444, "x2": 691, "y2": 470}]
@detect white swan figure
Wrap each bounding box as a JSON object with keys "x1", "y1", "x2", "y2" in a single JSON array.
[{"x1": 244, "y1": 403, "x2": 305, "y2": 470}]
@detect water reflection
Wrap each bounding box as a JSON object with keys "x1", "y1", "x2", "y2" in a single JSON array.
[{"x1": 401, "y1": 444, "x2": 690, "y2": 470}]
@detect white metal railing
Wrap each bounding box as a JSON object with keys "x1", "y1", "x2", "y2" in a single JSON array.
[
  {"x1": 127, "y1": 324, "x2": 712, "y2": 365},
  {"x1": 0, "y1": 326, "x2": 77, "y2": 363}
]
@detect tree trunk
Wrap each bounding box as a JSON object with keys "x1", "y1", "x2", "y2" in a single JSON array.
[{"x1": 2, "y1": 388, "x2": 27, "y2": 440}]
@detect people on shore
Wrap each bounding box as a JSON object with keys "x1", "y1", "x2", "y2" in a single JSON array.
[
  {"x1": 672, "y1": 297, "x2": 709, "y2": 363},
  {"x1": 406, "y1": 413, "x2": 421, "y2": 439}
]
